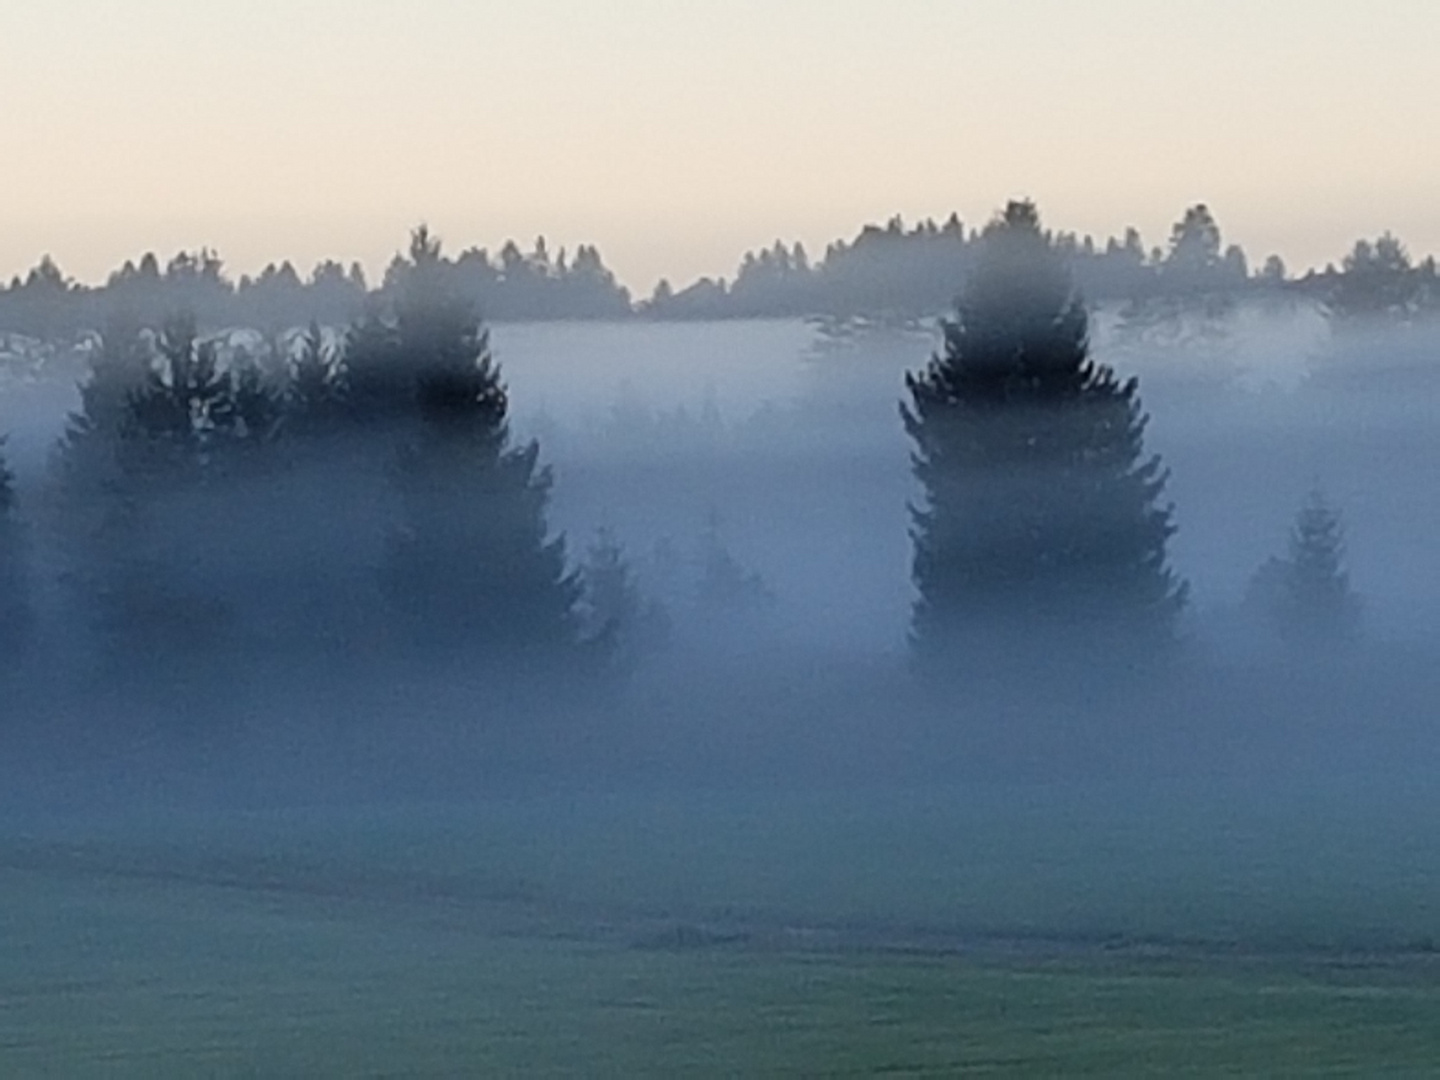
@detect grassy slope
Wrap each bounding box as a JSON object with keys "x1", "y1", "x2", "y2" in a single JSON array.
[{"x1": 5, "y1": 782, "x2": 1440, "y2": 1075}]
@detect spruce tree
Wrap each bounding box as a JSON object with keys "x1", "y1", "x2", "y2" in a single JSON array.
[
  {"x1": 903, "y1": 201, "x2": 1185, "y2": 670},
  {"x1": 123, "y1": 314, "x2": 231, "y2": 481},
  {"x1": 54, "y1": 313, "x2": 261, "y2": 669},
  {"x1": 1249, "y1": 490, "x2": 1360, "y2": 649},
  {"x1": 341, "y1": 298, "x2": 410, "y2": 429},
  {"x1": 51, "y1": 314, "x2": 155, "y2": 656},
  {"x1": 53, "y1": 312, "x2": 154, "y2": 518},
  {"x1": 378, "y1": 229, "x2": 582, "y2": 663},
  {"x1": 695, "y1": 512, "x2": 774, "y2": 617},
  {"x1": 577, "y1": 528, "x2": 668, "y2": 675},
  {"x1": 287, "y1": 321, "x2": 347, "y2": 436},
  {"x1": 73, "y1": 311, "x2": 154, "y2": 434}
]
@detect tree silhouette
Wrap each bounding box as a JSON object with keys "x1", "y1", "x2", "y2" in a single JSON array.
[
  {"x1": 51, "y1": 314, "x2": 156, "y2": 657},
  {"x1": 694, "y1": 512, "x2": 774, "y2": 617},
  {"x1": 1326, "y1": 234, "x2": 1425, "y2": 325},
  {"x1": 286, "y1": 321, "x2": 347, "y2": 437},
  {"x1": 123, "y1": 314, "x2": 233, "y2": 479},
  {"x1": 378, "y1": 229, "x2": 583, "y2": 663},
  {"x1": 1248, "y1": 490, "x2": 1360, "y2": 649},
  {"x1": 53, "y1": 313, "x2": 281, "y2": 675},
  {"x1": 340, "y1": 298, "x2": 411, "y2": 428},
  {"x1": 577, "y1": 528, "x2": 668, "y2": 675},
  {"x1": 903, "y1": 201, "x2": 1186, "y2": 672},
  {"x1": 57, "y1": 311, "x2": 153, "y2": 466},
  {"x1": 1163, "y1": 204, "x2": 1224, "y2": 286}
]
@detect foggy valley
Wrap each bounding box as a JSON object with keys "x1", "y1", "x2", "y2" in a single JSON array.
[{"x1": 5, "y1": 1, "x2": 1440, "y2": 1065}]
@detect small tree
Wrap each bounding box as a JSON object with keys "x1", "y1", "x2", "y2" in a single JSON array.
[
  {"x1": 903, "y1": 201, "x2": 1185, "y2": 673},
  {"x1": 1248, "y1": 490, "x2": 1360, "y2": 649},
  {"x1": 577, "y1": 528, "x2": 669, "y2": 675},
  {"x1": 122, "y1": 314, "x2": 231, "y2": 480},
  {"x1": 75, "y1": 310, "x2": 154, "y2": 433},
  {"x1": 1163, "y1": 204, "x2": 1225, "y2": 288},
  {"x1": 695, "y1": 512, "x2": 774, "y2": 617},
  {"x1": 287, "y1": 321, "x2": 347, "y2": 436}
]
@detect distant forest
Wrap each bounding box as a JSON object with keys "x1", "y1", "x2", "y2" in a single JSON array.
[{"x1": 3, "y1": 204, "x2": 1438, "y2": 335}]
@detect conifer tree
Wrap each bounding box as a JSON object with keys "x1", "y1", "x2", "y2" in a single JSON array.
[
  {"x1": 73, "y1": 311, "x2": 153, "y2": 436},
  {"x1": 378, "y1": 229, "x2": 582, "y2": 662},
  {"x1": 287, "y1": 321, "x2": 347, "y2": 436},
  {"x1": 51, "y1": 314, "x2": 155, "y2": 649},
  {"x1": 340, "y1": 299, "x2": 409, "y2": 428},
  {"x1": 123, "y1": 314, "x2": 231, "y2": 480},
  {"x1": 695, "y1": 512, "x2": 774, "y2": 617},
  {"x1": 52, "y1": 313, "x2": 151, "y2": 544},
  {"x1": 903, "y1": 201, "x2": 1185, "y2": 670},
  {"x1": 577, "y1": 528, "x2": 668, "y2": 674},
  {"x1": 1327, "y1": 234, "x2": 1421, "y2": 325},
  {"x1": 53, "y1": 313, "x2": 265, "y2": 668},
  {"x1": 1248, "y1": 490, "x2": 1360, "y2": 649}
]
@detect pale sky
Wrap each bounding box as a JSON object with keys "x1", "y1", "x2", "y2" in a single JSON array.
[{"x1": 3, "y1": 0, "x2": 1438, "y2": 293}]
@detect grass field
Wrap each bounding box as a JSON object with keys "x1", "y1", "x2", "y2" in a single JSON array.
[{"x1": 5, "y1": 780, "x2": 1440, "y2": 1075}]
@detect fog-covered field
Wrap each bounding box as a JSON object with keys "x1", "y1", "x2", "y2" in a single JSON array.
[{"x1": 6, "y1": 305, "x2": 1440, "y2": 1072}]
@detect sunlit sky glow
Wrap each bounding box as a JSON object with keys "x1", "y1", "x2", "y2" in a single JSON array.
[{"x1": 3, "y1": 0, "x2": 1438, "y2": 292}]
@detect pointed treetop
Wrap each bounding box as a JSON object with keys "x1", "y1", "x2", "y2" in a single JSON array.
[
  {"x1": 409, "y1": 224, "x2": 443, "y2": 269},
  {"x1": 999, "y1": 199, "x2": 1041, "y2": 232}
]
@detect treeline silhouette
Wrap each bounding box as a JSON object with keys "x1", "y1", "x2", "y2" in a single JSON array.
[
  {"x1": 0, "y1": 236, "x2": 630, "y2": 339},
  {"x1": 4, "y1": 206, "x2": 1438, "y2": 337},
  {"x1": 647, "y1": 203, "x2": 1440, "y2": 323}
]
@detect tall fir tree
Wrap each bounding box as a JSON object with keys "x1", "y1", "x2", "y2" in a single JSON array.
[
  {"x1": 378, "y1": 228, "x2": 583, "y2": 663},
  {"x1": 903, "y1": 201, "x2": 1185, "y2": 670}
]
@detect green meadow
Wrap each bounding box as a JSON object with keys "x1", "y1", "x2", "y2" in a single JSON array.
[{"x1": 5, "y1": 781, "x2": 1440, "y2": 1076}]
